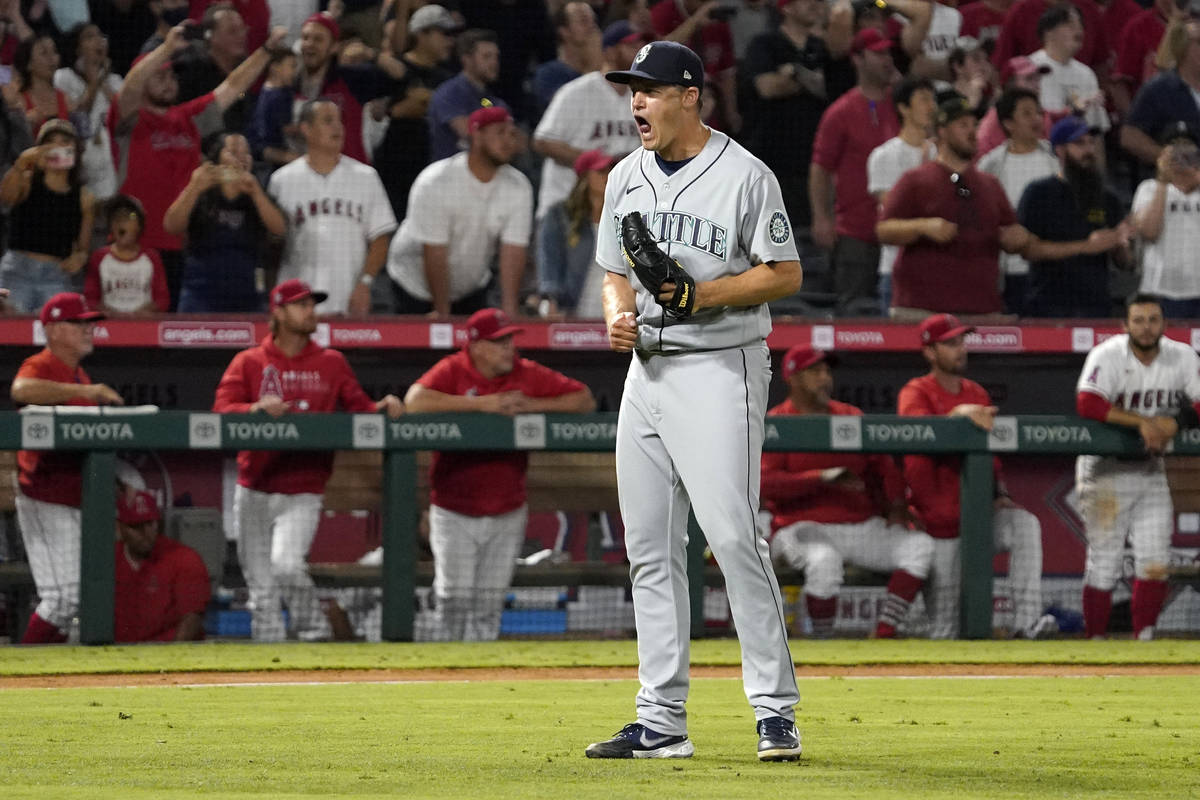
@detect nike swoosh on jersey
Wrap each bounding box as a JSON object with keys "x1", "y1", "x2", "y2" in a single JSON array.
[{"x1": 625, "y1": 185, "x2": 642, "y2": 195}]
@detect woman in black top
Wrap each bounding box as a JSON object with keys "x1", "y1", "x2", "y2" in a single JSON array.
[
  {"x1": 0, "y1": 118, "x2": 93, "y2": 312},
  {"x1": 163, "y1": 132, "x2": 287, "y2": 313}
]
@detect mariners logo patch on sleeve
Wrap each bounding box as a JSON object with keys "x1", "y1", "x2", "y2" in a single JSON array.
[{"x1": 768, "y1": 211, "x2": 791, "y2": 245}]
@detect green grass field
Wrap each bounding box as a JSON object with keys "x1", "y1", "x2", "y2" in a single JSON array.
[{"x1": 2, "y1": 641, "x2": 1198, "y2": 799}]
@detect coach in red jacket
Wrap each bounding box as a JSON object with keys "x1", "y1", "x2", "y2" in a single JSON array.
[
  {"x1": 213, "y1": 279, "x2": 403, "y2": 641},
  {"x1": 405, "y1": 308, "x2": 595, "y2": 641},
  {"x1": 898, "y1": 313, "x2": 1051, "y2": 639},
  {"x1": 761, "y1": 346, "x2": 932, "y2": 639}
]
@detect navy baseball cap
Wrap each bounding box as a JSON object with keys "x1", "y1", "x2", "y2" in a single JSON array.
[
  {"x1": 606, "y1": 40, "x2": 704, "y2": 91},
  {"x1": 1050, "y1": 115, "x2": 1099, "y2": 147}
]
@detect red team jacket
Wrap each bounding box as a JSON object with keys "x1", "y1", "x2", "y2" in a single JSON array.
[
  {"x1": 897, "y1": 374, "x2": 1006, "y2": 539},
  {"x1": 14, "y1": 349, "x2": 98, "y2": 507},
  {"x1": 213, "y1": 336, "x2": 377, "y2": 494},
  {"x1": 114, "y1": 536, "x2": 211, "y2": 643},
  {"x1": 415, "y1": 350, "x2": 587, "y2": 517},
  {"x1": 761, "y1": 399, "x2": 907, "y2": 533}
]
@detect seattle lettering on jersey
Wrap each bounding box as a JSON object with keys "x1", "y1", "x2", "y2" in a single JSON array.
[
  {"x1": 613, "y1": 210, "x2": 728, "y2": 260},
  {"x1": 290, "y1": 197, "x2": 365, "y2": 227}
]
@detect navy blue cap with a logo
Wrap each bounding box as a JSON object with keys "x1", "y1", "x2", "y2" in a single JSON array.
[{"x1": 605, "y1": 41, "x2": 704, "y2": 92}]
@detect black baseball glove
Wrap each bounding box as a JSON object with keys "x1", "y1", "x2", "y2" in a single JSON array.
[{"x1": 620, "y1": 211, "x2": 696, "y2": 319}]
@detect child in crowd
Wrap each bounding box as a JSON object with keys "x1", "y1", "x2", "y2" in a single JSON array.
[
  {"x1": 84, "y1": 194, "x2": 169, "y2": 314},
  {"x1": 249, "y1": 49, "x2": 302, "y2": 181}
]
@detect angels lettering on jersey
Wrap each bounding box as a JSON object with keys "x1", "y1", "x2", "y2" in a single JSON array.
[
  {"x1": 290, "y1": 196, "x2": 365, "y2": 227},
  {"x1": 613, "y1": 210, "x2": 728, "y2": 260},
  {"x1": 257, "y1": 365, "x2": 327, "y2": 408},
  {"x1": 588, "y1": 120, "x2": 639, "y2": 141},
  {"x1": 1085, "y1": 365, "x2": 1189, "y2": 414}
]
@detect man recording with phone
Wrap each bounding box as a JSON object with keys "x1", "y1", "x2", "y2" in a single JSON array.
[{"x1": 1131, "y1": 125, "x2": 1200, "y2": 317}]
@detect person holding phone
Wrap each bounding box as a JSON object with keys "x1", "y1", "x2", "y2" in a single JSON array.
[
  {"x1": 1131, "y1": 126, "x2": 1200, "y2": 318},
  {"x1": 0, "y1": 119, "x2": 94, "y2": 312},
  {"x1": 163, "y1": 131, "x2": 287, "y2": 312}
]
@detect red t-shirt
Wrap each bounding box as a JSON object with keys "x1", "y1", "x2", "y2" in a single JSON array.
[
  {"x1": 1102, "y1": 0, "x2": 1141, "y2": 60},
  {"x1": 109, "y1": 93, "x2": 221, "y2": 252},
  {"x1": 761, "y1": 398, "x2": 906, "y2": 531},
  {"x1": 416, "y1": 350, "x2": 587, "y2": 517},
  {"x1": 897, "y1": 374, "x2": 1006, "y2": 539},
  {"x1": 84, "y1": 245, "x2": 170, "y2": 313},
  {"x1": 189, "y1": 0, "x2": 270, "y2": 52},
  {"x1": 213, "y1": 336, "x2": 378, "y2": 494},
  {"x1": 959, "y1": 2, "x2": 1008, "y2": 46},
  {"x1": 811, "y1": 88, "x2": 900, "y2": 242},
  {"x1": 14, "y1": 349, "x2": 98, "y2": 507},
  {"x1": 991, "y1": 0, "x2": 1109, "y2": 69},
  {"x1": 114, "y1": 536, "x2": 211, "y2": 643},
  {"x1": 650, "y1": 0, "x2": 735, "y2": 77},
  {"x1": 1114, "y1": 10, "x2": 1166, "y2": 88},
  {"x1": 882, "y1": 161, "x2": 1015, "y2": 314}
]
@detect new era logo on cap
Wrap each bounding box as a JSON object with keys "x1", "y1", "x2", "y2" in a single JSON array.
[{"x1": 605, "y1": 40, "x2": 704, "y2": 91}]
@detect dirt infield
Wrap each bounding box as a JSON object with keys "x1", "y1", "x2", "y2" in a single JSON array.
[{"x1": 3, "y1": 662, "x2": 1199, "y2": 689}]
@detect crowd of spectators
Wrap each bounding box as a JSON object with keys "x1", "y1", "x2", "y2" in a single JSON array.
[{"x1": 0, "y1": 0, "x2": 1195, "y2": 321}]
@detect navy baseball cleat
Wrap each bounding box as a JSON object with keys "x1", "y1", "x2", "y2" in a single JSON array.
[
  {"x1": 756, "y1": 716, "x2": 802, "y2": 762},
  {"x1": 585, "y1": 723, "x2": 695, "y2": 759}
]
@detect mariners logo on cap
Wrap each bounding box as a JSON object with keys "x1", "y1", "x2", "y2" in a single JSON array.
[
  {"x1": 634, "y1": 44, "x2": 650, "y2": 63},
  {"x1": 769, "y1": 211, "x2": 791, "y2": 245}
]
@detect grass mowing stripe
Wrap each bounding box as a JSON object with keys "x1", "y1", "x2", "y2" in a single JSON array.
[
  {"x1": 4, "y1": 639, "x2": 1200, "y2": 677},
  {"x1": 1, "y1": 676, "x2": 1197, "y2": 799}
]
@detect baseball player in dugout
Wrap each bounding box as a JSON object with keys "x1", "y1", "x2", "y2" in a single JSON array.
[
  {"x1": 761, "y1": 346, "x2": 933, "y2": 639},
  {"x1": 113, "y1": 488, "x2": 210, "y2": 644},
  {"x1": 586, "y1": 41, "x2": 805, "y2": 762},
  {"x1": 403, "y1": 308, "x2": 595, "y2": 641},
  {"x1": 1074, "y1": 294, "x2": 1200, "y2": 640},
  {"x1": 11, "y1": 293, "x2": 122, "y2": 644},
  {"x1": 898, "y1": 314, "x2": 1054, "y2": 640},
  {"x1": 213, "y1": 279, "x2": 404, "y2": 642}
]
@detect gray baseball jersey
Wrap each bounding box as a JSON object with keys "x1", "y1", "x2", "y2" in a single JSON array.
[
  {"x1": 600, "y1": 129, "x2": 801, "y2": 739},
  {"x1": 596, "y1": 130, "x2": 799, "y2": 353}
]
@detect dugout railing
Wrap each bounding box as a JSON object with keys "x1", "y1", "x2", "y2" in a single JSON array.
[{"x1": 0, "y1": 410, "x2": 1184, "y2": 644}]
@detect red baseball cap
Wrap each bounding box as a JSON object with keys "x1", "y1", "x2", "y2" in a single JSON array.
[
  {"x1": 468, "y1": 105, "x2": 512, "y2": 133},
  {"x1": 270, "y1": 279, "x2": 329, "y2": 310},
  {"x1": 573, "y1": 149, "x2": 618, "y2": 176},
  {"x1": 117, "y1": 489, "x2": 161, "y2": 525},
  {"x1": 851, "y1": 28, "x2": 893, "y2": 55},
  {"x1": 781, "y1": 346, "x2": 838, "y2": 380},
  {"x1": 466, "y1": 308, "x2": 523, "y2": 342},
  {"x1": 39, "y1": 293, "x2": 104, "y2": 326},
  {"x1": 919, "y1": 313, "x2": 975, "y2": 346},
  {"x1": 304, "y1": 12, "x2": 340, "y2": 41}
]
